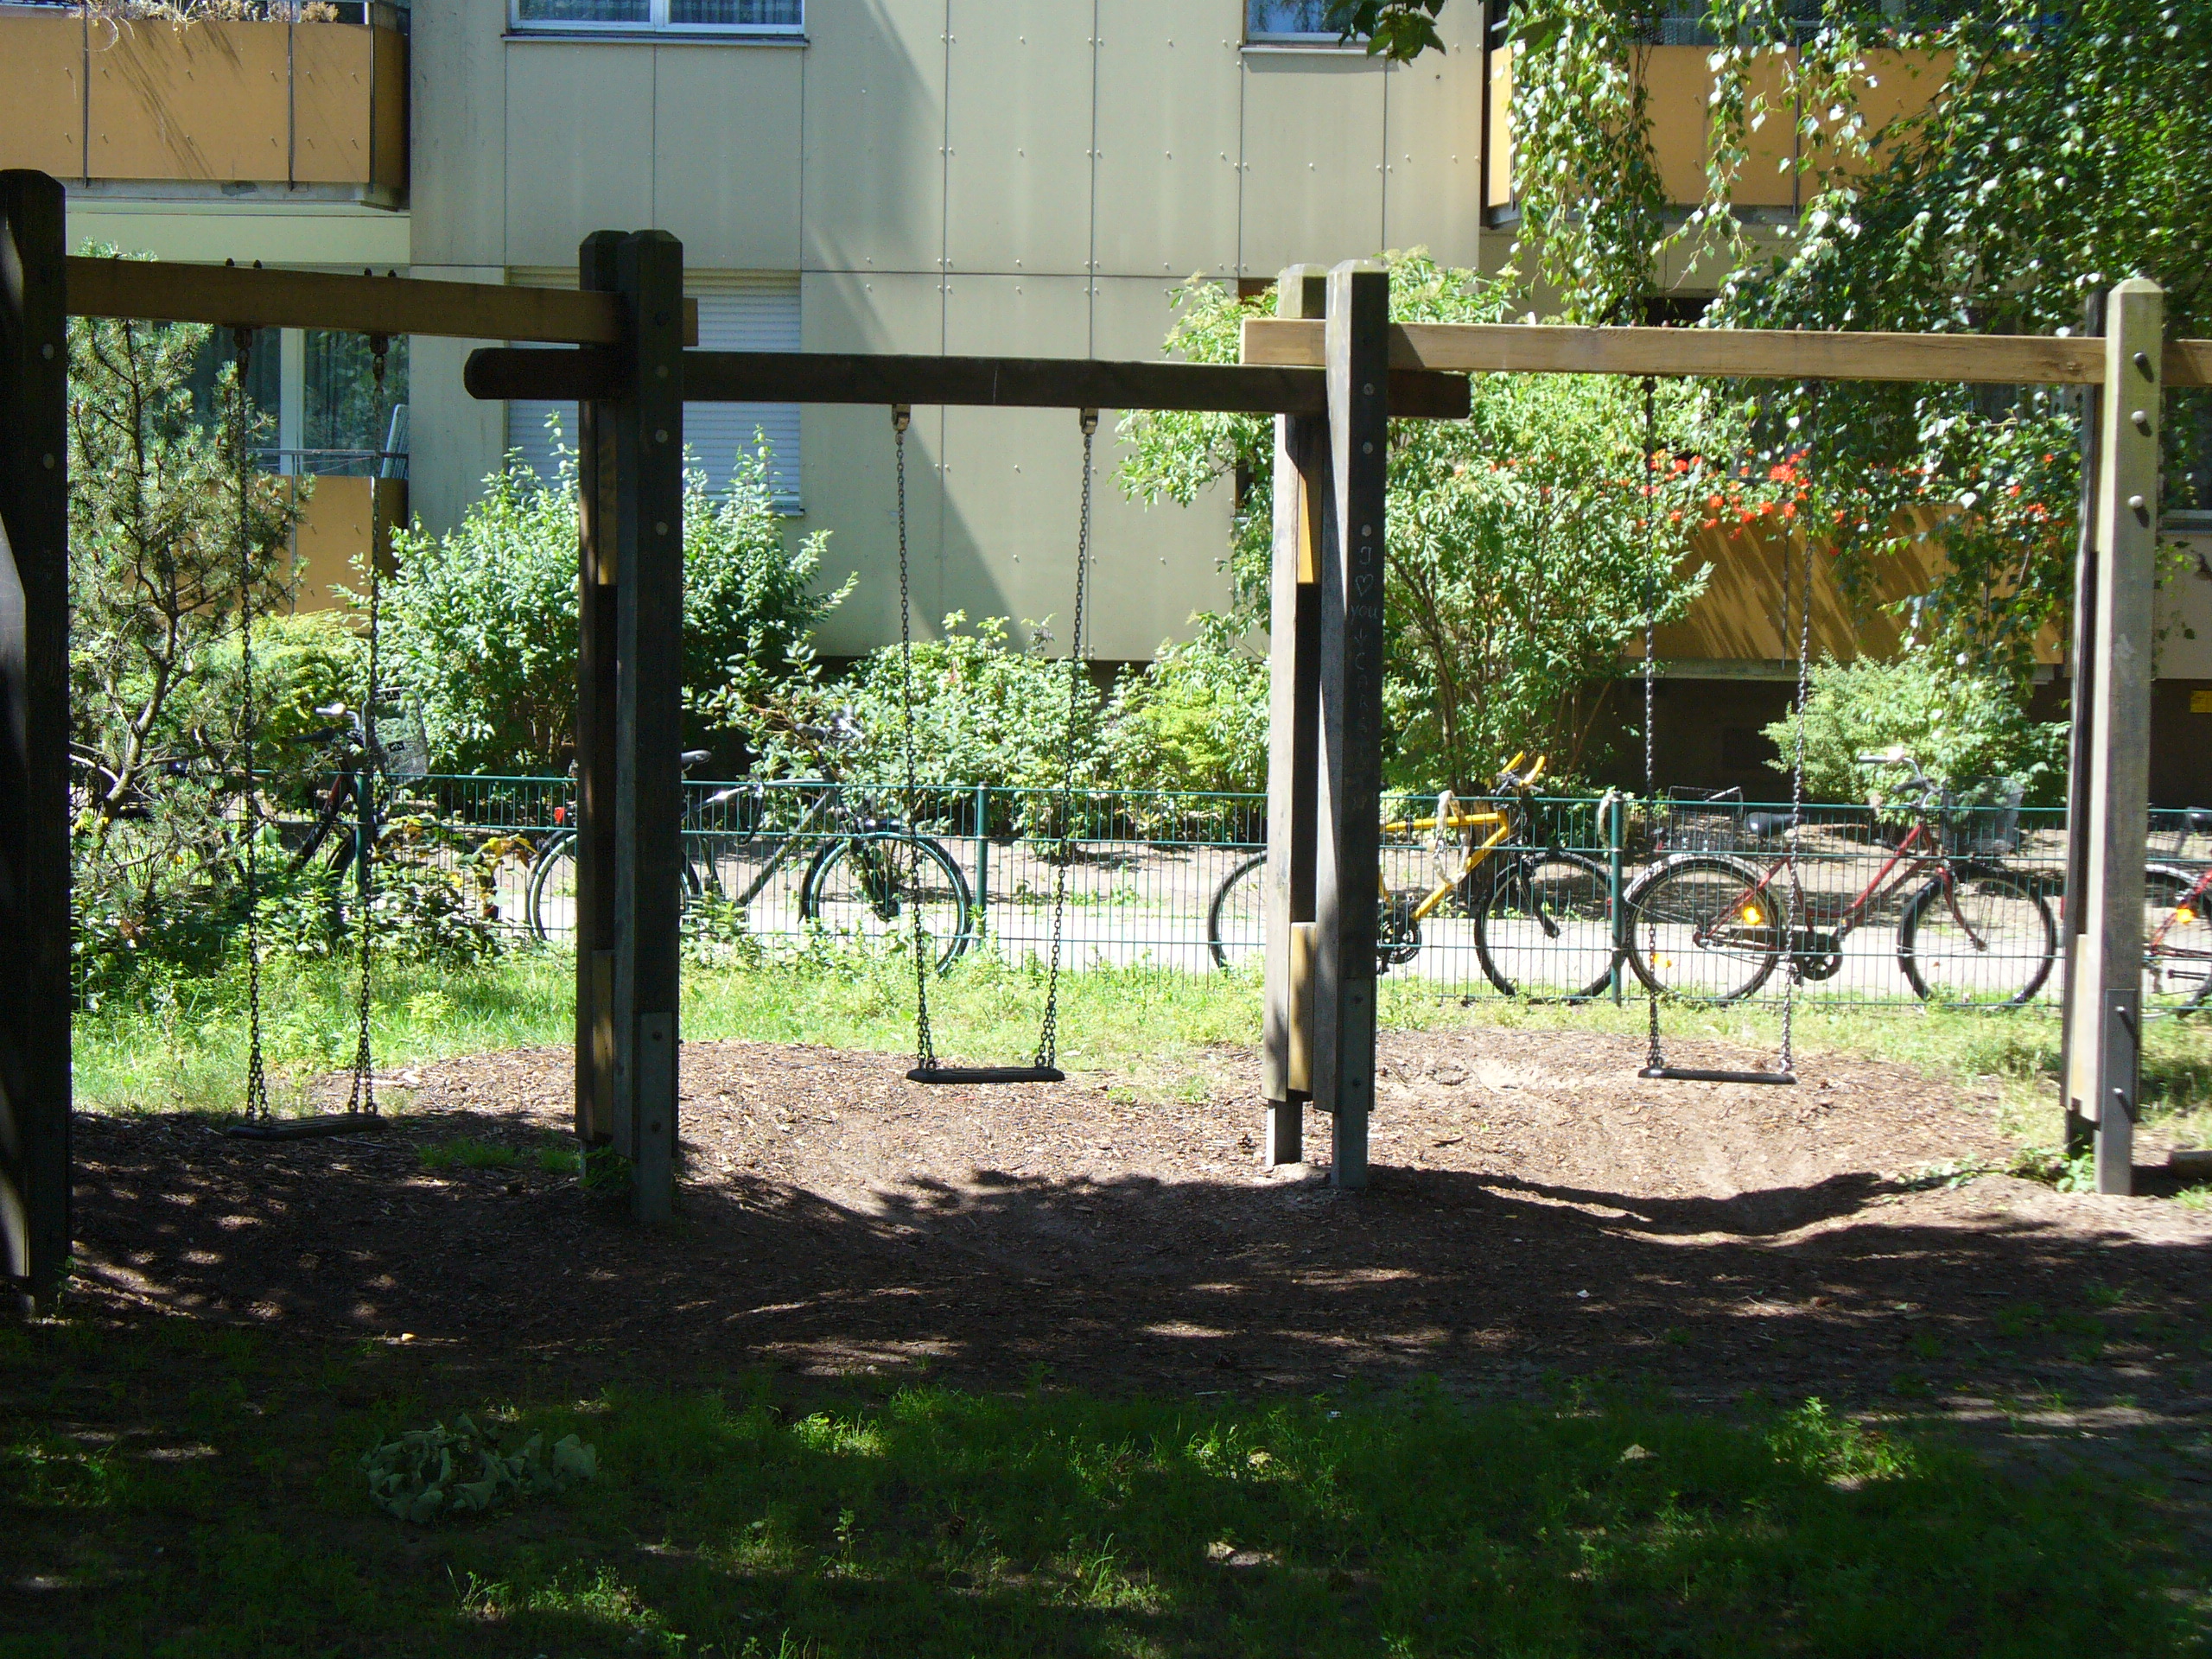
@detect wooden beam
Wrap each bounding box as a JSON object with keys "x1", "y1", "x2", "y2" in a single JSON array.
[
  {"x1": 1314, "y1": 261, "x2": 1391, "y2": 1193},
  {"x1": 1262, "y1": 267, "x2": 1330, "y2": 1170},
  {"x1": 462, "y1": 347, "x2": 1474, "y2": 418},
  {"x1": 65, "y1": 255, "x2": 699, "y2": 346},
  {"x1": 610, "y1": 231, "x2": 685, "y2": 1227},
  {"x1": 0, "y1": 171, "x2": 72, "y2": 1317},
  {"x1": 2063, "y1": 278, "x2": 2164, "y2": 1198},
  {"x1": 1243, "y1": 317, "x2": 2212, "y2": 387},
  {"x1": 573, "y1": 232, "x2": 621, "y2": 1152}
]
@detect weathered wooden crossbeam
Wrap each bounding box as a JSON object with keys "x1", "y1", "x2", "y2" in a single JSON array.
[
  {"x1": 1243, "y1": 317, "x2": 2212, "y2": 387},
  {"x1": 64, "y1": 256, "x2": 699, "y2": 346},
  {"x1": 461, "y1": 346, "x2": 1474, "y2": 418}
]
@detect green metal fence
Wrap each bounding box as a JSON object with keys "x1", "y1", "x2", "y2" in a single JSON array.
[{"x1": 380, "y1": 773, "x2": 2212, "y2": 1015}]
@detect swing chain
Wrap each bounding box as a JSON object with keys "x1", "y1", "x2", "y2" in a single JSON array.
[
  {"x1": 893, "y1": 406, "x2": 937, "y2": 1072},
  {"x1": 343, "y1": 334, "x2": 391, "y2": 1117},
  {"x1": 1033, "y1": 410, "x2": 1096, "y2": 1071},
  {"x1": 1640, "y1": 376, "x2": 1664, "y2": 1075},
  {"x1": 235, "y1": 327, "x2": 271, "y2": 1122}
]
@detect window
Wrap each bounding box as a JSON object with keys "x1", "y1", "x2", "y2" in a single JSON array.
[
  {"x1": 511, "y1": 0, "x2": 800, "y2": 36},
  {"x1": 506, "y1": 276, "x2": 802, "y2": 511},
  {"x1": 1247, "y1": 1, "x2": 1354, "y2": 45}
]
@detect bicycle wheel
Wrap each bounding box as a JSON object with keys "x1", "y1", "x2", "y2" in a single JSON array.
[
  {"x1": 1473, "y1": 851, "x2": 1618, "y2": 1001},
  {"x1": 1206, "y1": 852, "x2": 1268, "y2": 973},
  {"x1": 2143, "y1": 864, "x2": 2212, "y2": 1015},
  {"x1": 801, "y1": 832, "x2": 974, "y2": 974},
  {"x1": 525, "y1": 830, "x2": 702, "y2": 944},
  {"x1": 1897, "y1": 867, "x2": 2056, "y2": 1007},
  {"x1": 1624, "y1": 855, "x2": 1779, "y2": 1002}
]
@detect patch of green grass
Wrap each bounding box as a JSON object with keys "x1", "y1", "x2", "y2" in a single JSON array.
[
  {"x1": 2, "y1": 1322, "x2": 2203, "y2": 1657},
  {"x1": 417, "y1": 1137, "x2": 521, "y2": 1172}
]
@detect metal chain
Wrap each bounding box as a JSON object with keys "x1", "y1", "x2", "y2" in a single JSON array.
[
  {"x1": 234, "y1": 328, "x2": 270, "y2": 1122},
  {"x1": 343, "y1": 337, "x2": 389, "y2": 1117},
  {"x1": 1640, "y1": 376, "x2": 1665, "y2": 1074},
  {"x1": 1034, "y1": 410, "x2": 1097, "y2": 1071},
  {"x1": 893, "y1": 407, "x2": 935, "y2": 1071}
]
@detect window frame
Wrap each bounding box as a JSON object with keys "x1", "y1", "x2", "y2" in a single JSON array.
[
  {"x1": 507, "y1": 0, "x2": 804, "y2": 41},
  {"x1": 1244, "y1": 0, "x2": 1362, "y2": 48}
]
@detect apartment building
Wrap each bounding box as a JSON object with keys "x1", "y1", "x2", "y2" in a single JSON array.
[{"x1": 7, "y1": 0, "x2": 2208, "y2": 791}]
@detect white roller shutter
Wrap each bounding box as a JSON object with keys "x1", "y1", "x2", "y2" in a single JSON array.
[{"x1": 504, "y1": 271, "x2": 801, "y2": 511}]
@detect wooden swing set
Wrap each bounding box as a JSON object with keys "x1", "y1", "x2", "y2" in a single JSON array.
[{"x1": 3, "y1": 161, "x2": 2198, "y2": 1313}]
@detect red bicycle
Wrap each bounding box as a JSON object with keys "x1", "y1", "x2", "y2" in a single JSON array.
[
  {"x1": 1624, "y1": 750, "x2": 2056, "y2": 1007},
  {"x1": 2146, "y1": 808, "x2": 2212, "y2": 1017}
]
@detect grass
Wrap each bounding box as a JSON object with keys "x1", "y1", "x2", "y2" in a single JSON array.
[
  {"x1": 3, "y1": 1318, "x2": 2203, "y2": 1658},
  {"x1": 74, "y1": 947, "x2": 2212, "y2": 1154}
]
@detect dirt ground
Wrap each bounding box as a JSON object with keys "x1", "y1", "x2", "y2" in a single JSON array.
[{"x1": 69, "y1": 1025, "x2": 2211, "y2": 1434}]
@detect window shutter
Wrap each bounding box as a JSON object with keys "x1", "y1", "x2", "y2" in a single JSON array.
[{"x1": 504, "y1": 273, "x2": 801, "y2": 511}]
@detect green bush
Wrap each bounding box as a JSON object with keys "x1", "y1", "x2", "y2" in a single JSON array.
[
  {"x1": 385, "y1": 432, "x2": 847, "y2": 774},
  {"x1": 1761, "y1": 654, "x2": 2067, "y2": 805},
  {"x1": 1104, "y1": 613, "x2": 1269, "y2": 795}
]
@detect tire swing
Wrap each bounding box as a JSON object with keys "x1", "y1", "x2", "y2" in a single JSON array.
[
  {"x1": 890, "y1": 404, "x2": 1096, "y2": 1086},
  {"x1": 1632, "y1": 375, "x2": 1807, "y2": 1087},
  {"x1": 228, "y1": 332, "x2": 393, "y2": 1140}
]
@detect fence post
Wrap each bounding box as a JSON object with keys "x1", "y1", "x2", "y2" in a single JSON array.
[
  {"x1": 1607, "y1": 791, "x2": 1625, "y2": 1005},
  {"x1": 972, "y1": 781, "x2": 989, "y2": 941}
]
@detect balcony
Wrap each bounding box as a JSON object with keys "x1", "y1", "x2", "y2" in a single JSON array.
[
  {"x1": 0, "y1": 2, "x2": 407, "y2": 205},
  {"x1": 1485, "y1": 42, "x2": 1948, "y2": 217}
]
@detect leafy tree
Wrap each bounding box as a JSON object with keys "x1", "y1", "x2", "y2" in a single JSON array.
[
  {"x1": 1103, "y1": 614, "x2": 1271, "y2": 796},
  {"x1": 1338, "y1": 0, "x2": 2210, "y2": 688},
  {"x1": 67, "y1": 303, "x2": 301, "y2": 976},
  {"x1": 1121, "y1": 255, "x2": 1783, "y2": 792},
  {"x1": 383, "y1": 430, "x2": 848, "y2": 774}
]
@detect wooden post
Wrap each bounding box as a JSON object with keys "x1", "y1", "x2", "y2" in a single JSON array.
[
  {"x1": 1263, "y1": 267, "x2": 1330, "y2": 1168},
  {"x1": 1313, "y1": 261, "x2": 1389, "y2": 1191},
  {"x1": 612, "y1": 231, "x2": 685, "y2": 1224},
  {"x1": 2059, "y1": 292, "x2": 2104, "y2": 1162},
  {"x1": 0, "y1": 171, "x2": 71, "y2": 1315},
  {"x1": 2062, "y1": 278, "x2": 2163, "y2": 1197},
  {"x1": 573, "y1": 231, "x2": 621, "y2": 1148}
]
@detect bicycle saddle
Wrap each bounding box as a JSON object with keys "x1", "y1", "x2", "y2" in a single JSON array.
[
  {"x1": 2190, "y1": 808, "x2": 2212, "y2": 836},
  {"x1": 680, "y1": 749, "x2": 714, "y2": 769},
  {"x1": 1743, "y1": 810, "x2": 1800, "y2": 841}
]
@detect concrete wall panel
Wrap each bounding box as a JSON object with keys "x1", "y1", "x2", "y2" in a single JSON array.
[
  {"x1": 652, "y1": 46, "x2": 803, "y2": 270},
  {"x1": 503, "y1": 43, "x2": 655, "y2": 267},
  {"x1": 405, "y1": 265, "x2": 510, "y2": 541},
  {"x1": 943, "y1": 1, "x2": 1096, "y2": 278},
  {"x1": 1090, "y1": 2, "x2": 1242, "y2": 282},
  {"x1": 0, "y1": 14, "x2": 87, "y2": 178},
  {"x1": 410, "y1": 0, "x2": 506, "y2": 267},
  {"x1": 1381, "y1": 10, "x2": 1486, "y2": 267},
  {"x1": 1237, "y1": 51, "x2": 1387, "y2": 276},
  {"x1": 799, "y1": 0, "x2": 948, "y2": 276}
]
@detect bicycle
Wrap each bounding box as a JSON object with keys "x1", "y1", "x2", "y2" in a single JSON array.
[
  {"x1": 1205, "y1": 755, "x2": 1621, "y2": 999},
  {"x1": 2145, "y1": 807, "x2": 2212, "y2": 1016},
  {"x1": 285, "y1": 691, "x2": 431, "y2": 880},
  {"x1": 1623, "y1": 747, "x2": 2056, "y2": 1007},
  {"x1": 524, "y1": 729, "x2": 976, "y2": 973}
]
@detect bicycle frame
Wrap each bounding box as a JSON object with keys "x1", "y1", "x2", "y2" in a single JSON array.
[
  {"x1": 1708, "y1": 817, "x2": 1980, "y2": 953},
  {"x1": 1378, "y1": 753, "x2": 1547, "y2": 924}
]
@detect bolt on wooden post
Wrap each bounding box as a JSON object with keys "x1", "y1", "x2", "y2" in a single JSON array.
[
  {"x1": 1312, "y1": 261, "x2": 1389, "y2": 1191},
  {"x1": 1262, "y1": 265, "x2": 1330, "y2": 1168}
]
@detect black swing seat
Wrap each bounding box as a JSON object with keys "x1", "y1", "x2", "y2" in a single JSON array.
[
  {"x1": 225, "y1": 1113, "x2": 387, "y2": 1141},
  {"x1": 1639, "y1": 1065, "x2": 1796, "y2": 1086},
  {"x1": 907, "y1": 1065, "x2": 1066, "y2": 1085}
]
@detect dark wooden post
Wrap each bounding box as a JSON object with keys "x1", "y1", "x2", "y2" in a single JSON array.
[
  {"x1": 573, "y1": 231, "x2": 622, "y2": 1149},
  {"x1": 1262, "y1": 266, "x2": 1330, "y2": 1167},
  {"x1": 1313, "y1": 260, "x2": 1389, "y2": 1191},
  {"x1": 612, "y1": 231, "x2": 684, "y2": 1224},
  {"x1": 2063, "y1": 277, "x2": 2163, "y2": 1196},
  {"x1": 0, "y1": 171, "x2": 71, "y2": 1315}
]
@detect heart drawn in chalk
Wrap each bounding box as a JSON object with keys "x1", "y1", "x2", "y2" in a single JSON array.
[{"x1": 1355, "y1": 571, "x2": 1375, "y2": 594}]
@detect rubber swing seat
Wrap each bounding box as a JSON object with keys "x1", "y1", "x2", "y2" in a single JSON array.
[
  {"x1": 907, "y1": 1065, "x2": 1066, "y2": 1085},
  {"x1": 1638, "y1": 1066, "x2": 1796, "y2": 1086},
  {"x1": 224, "y1": 1113, "x2": 388, "y2": 1141}
]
